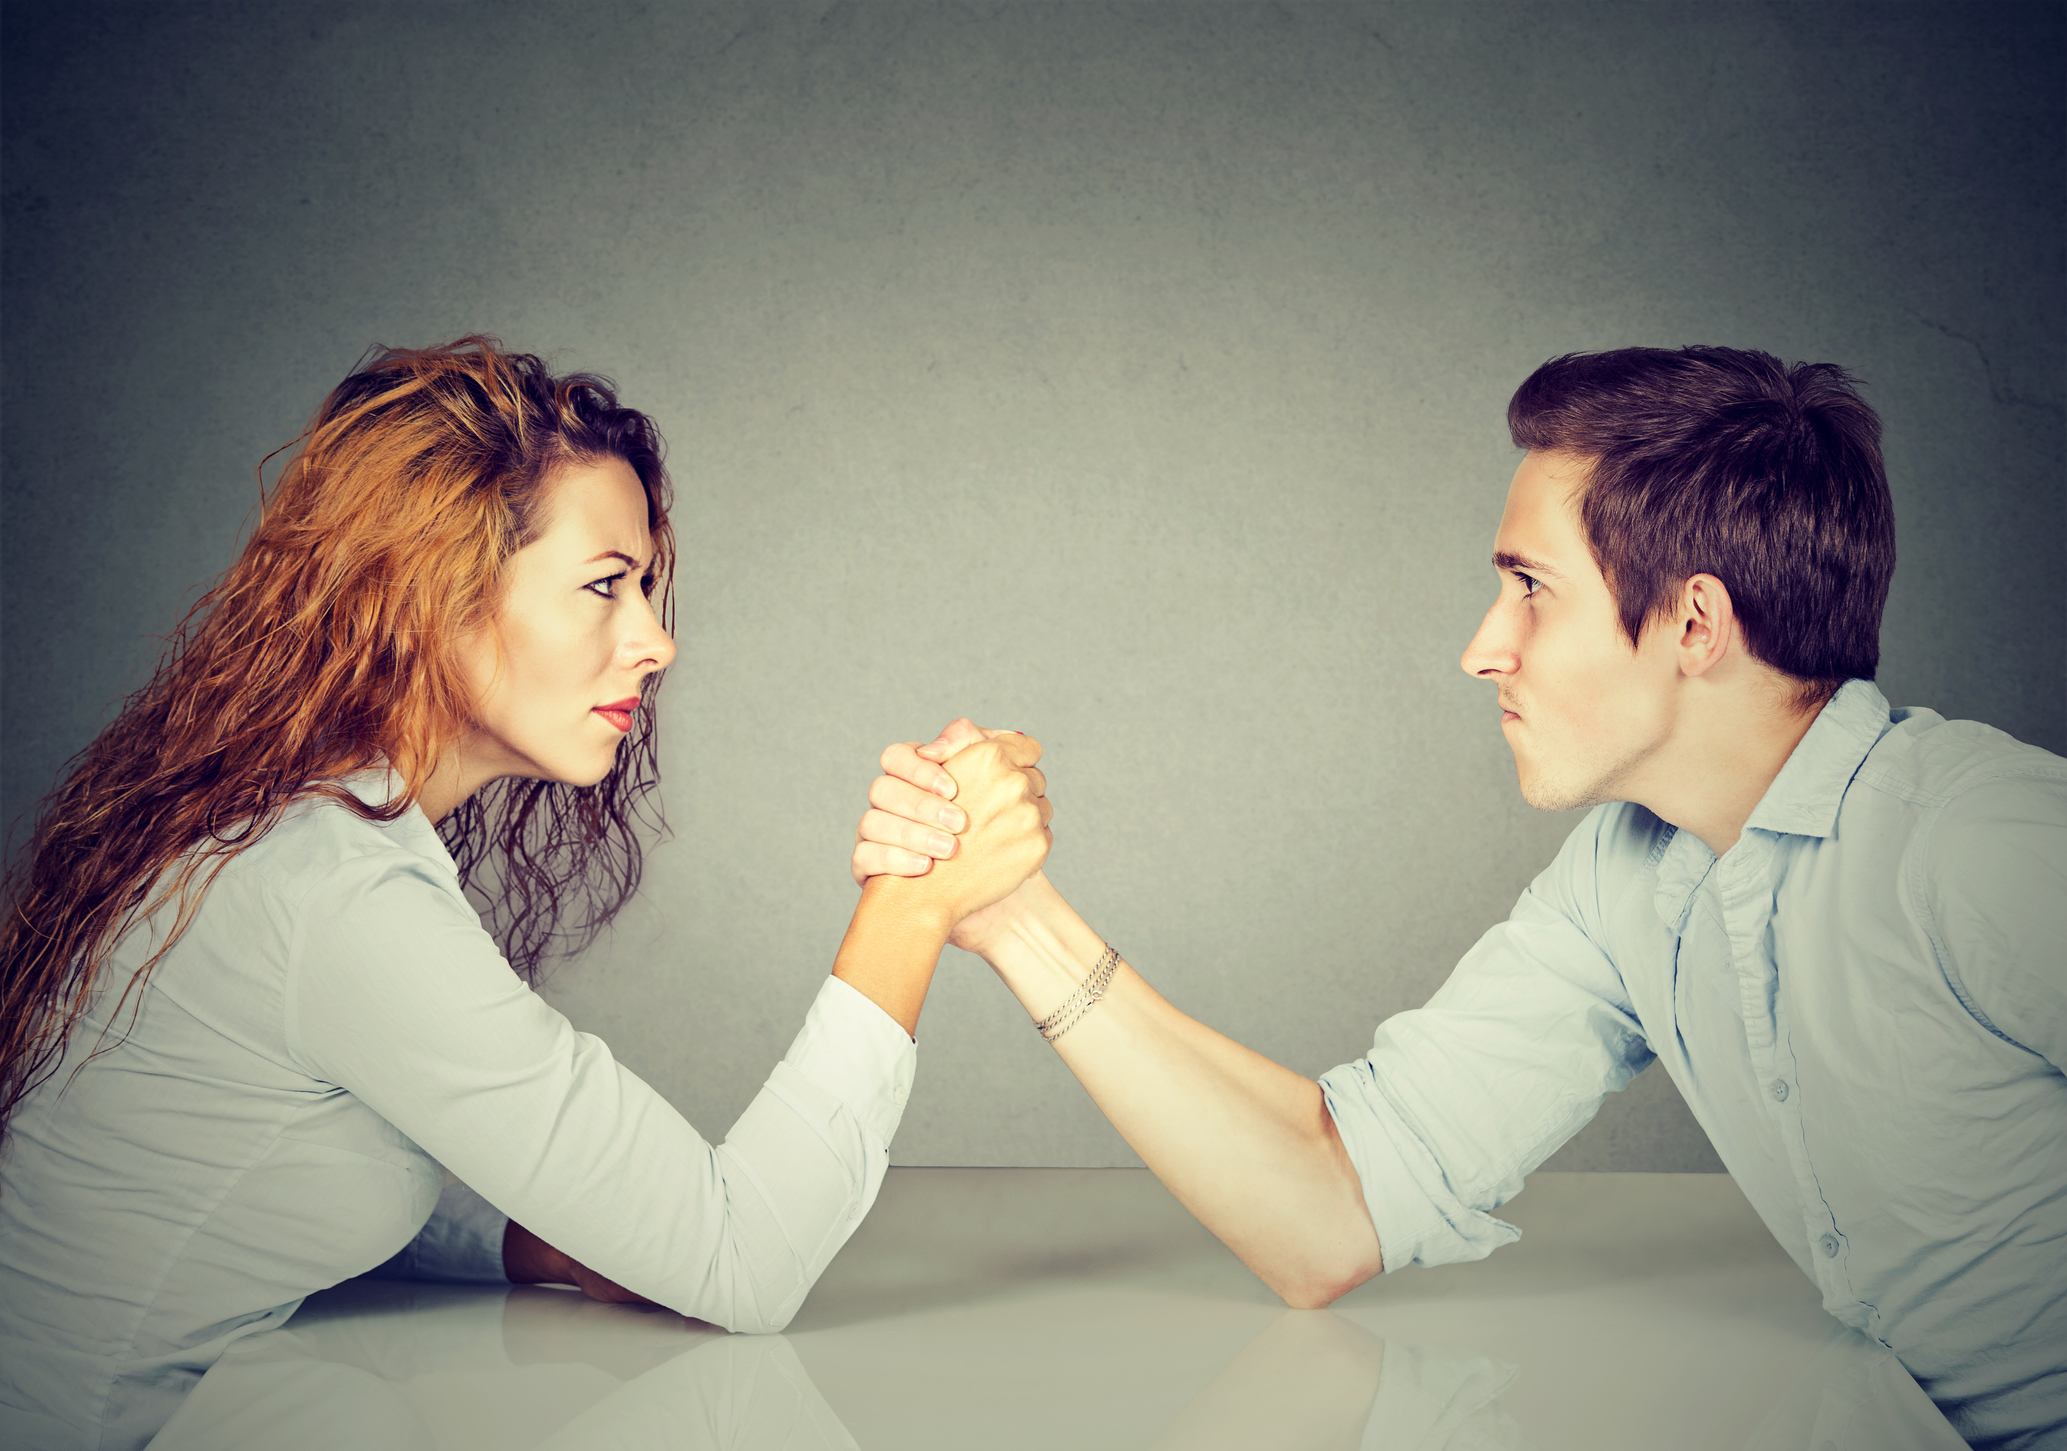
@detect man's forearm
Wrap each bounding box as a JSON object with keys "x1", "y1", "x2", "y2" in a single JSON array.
[{"x1": 980, "y1": 874, "x2": 1385, "y2": 1306}]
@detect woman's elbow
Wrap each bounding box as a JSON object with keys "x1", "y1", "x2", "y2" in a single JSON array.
[{"x1": 715, "y1": 1299, "x2": 798, "y2": 1336}]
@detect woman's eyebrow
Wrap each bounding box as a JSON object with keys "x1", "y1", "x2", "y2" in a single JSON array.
[{"x1": 584, "y1": 549, "x2": 652, "y2": 572}]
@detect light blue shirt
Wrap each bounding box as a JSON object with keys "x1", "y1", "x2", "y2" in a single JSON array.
[
  {"x1": 0, "y1": 776, "x2": 917, "y2": 1451},
  {"x1": 1320, "y1": 680, "x2": 2067, "y2": 1450}
]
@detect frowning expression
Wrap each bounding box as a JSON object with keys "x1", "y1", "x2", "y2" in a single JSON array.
[
  {"x1": 456, "y1": 456, "x2": 675, "y2": 790},
  {"x1": 1459, "y1": 449, "x2": 1681, "y2": 812}
]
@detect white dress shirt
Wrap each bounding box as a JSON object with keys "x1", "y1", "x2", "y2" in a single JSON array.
[
  {"x1": 1319, "y1": 680, "x2": 2067, "y2": 1449},
  {"x1": 0, "y1": 775, "x2": 916, "y2": 1451}
]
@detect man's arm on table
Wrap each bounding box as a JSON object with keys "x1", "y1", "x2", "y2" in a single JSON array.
[
  {"x1": 869, "y1": 724, "x2": 1659, "y2": 1309},
  {"x1": 970, "y1": 872, "x2": 1384, "y2": 1308}
]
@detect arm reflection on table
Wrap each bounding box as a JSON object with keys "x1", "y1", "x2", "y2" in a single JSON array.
[
  {"x1": 146, "y1": 1281, "x2": 1534, "y2": 1451},
  {"x1": 146, "y1": 1282, "x2": 860, "y2": 1451},
  {"x1": 1149, "y1": 1310, "x2": 1530, "y2": 1451},
  {"x1": 144, "y1": 1273, "x2": 1957, "y2": 1450}
]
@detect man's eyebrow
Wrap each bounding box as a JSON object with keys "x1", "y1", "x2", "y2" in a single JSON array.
[
  {"x1": 1493, "y1": 550, "x2": 1560, "y2": 578},
  {"x1": 584, "y1": 549, "x2": 653, "y2": 572}
]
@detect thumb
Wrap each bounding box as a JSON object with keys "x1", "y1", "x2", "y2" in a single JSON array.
[{"x1": 914, "y1": 717, "x2": 990, "y2": 761}]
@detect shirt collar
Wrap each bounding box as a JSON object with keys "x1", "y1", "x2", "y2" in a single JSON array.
[
  {"x1": 329, "y1": 764, "x2": 463, "y2": 878},
  {"x1": 1739, "y1": 678, "x2": 1894, "y2": 841},
  {"x1": 1648, "y1": 677, "x2": 1891, "y2": 932}
]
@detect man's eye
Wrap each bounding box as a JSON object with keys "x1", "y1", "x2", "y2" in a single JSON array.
[{"x1": 1515, "y1": 572, "x2": 1540, "y2": 596}]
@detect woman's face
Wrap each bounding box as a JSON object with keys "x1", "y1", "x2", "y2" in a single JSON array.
[{"x1": 455, "y1": 456, "x2": 674, "y2": 792}]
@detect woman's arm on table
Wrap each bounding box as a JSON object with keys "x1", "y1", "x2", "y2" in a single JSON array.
[
  {"x1": 862, "y1": 721, "x2": 1383, "y2": 1309},
  {"x1": 304, "y1": 736, "x2": 1048, "y2": 1328}
]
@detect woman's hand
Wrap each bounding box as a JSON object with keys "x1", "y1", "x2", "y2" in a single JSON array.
[
  {"x1": 869, "y1": 730, "x2": 1050, "y2": 933},
  {"x1": 850, "y1": 719, "x2": 1008, "y2": 885},
  {"x1": 504, "y1": 1219, "x2": 653, "y2": 1306},
  {"x1": 832, "y1": 727, "x2": 1049, "y2": 1035}
]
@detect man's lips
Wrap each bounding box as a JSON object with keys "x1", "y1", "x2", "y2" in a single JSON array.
[{"x1": 593, "y1": 698, "x2": 640, "y2": 733}]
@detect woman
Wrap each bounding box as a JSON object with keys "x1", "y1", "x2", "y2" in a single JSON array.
[{"x1": 0, "y1": 338, "x2": 1050, "y2": 1450}]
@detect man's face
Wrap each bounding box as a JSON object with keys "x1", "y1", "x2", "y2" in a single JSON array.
[{"x1": 1459, "y1": 449, "x2": 1682, "y2": 812}]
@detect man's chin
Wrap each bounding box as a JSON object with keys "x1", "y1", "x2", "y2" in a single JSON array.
[{"x1": 1515, "y1": 763, "x2": 1601, "y2": 814}]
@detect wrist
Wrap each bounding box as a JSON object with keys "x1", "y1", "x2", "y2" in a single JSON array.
[
  {"x1": 502, "y1": 1220, "x2": 571, "y2": 1285},
  {"x1": 831, "y1": 875, "x2": 956, "y2": 1040},
  {"x1": 983, "y1": 876, "x2": 1108, "y2": 1013},
  {"x1": 853, "y1": 874, "x2": 956, "y2": 944}
]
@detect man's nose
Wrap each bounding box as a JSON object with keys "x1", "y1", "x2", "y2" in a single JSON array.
[{"x1": 1460, "y1": 600, "x2": 1517, "y2": 679}]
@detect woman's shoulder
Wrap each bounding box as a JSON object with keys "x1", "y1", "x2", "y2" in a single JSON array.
[{"x1": 228, "y1": 771, "x2": 468, "y2": 917}]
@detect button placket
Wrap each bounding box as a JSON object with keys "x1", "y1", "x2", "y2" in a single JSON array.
[{"x1": 1721, "y1": 834, "x2": 1853, "y2": 1302}]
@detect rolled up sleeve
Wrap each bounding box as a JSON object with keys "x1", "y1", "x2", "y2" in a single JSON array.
[{"x1": 1320, "y1": 809, "x2": 1655, "y2": 1271}]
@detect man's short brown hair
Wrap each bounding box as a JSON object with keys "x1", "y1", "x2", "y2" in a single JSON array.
[{"x1": 1508, "y1": 346, "x2": 1895, "y2": 704}]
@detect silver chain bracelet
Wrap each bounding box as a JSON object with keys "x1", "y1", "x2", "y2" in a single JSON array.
[{"x1": 1033, "y1": 944, "x2": 1120, "y2": 1043}]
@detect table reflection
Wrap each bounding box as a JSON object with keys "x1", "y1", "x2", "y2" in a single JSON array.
[
  {"x1": 141, "y1": 1167, "x2": 1970, "y2": 1451},
  {"x1": 148, "y1": 1282, "x2": 1536, "y2": 1450}
]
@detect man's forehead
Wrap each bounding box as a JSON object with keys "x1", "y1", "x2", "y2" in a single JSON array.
[{"x1": 1495, "y1": 451, "x2": 1591, "y2": 572}]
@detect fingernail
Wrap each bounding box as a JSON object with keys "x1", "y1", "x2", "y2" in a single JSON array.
[
  {"x1": 905, "y1": 852, "x2": 930, "y2": 872},
  {"x1": 928, "y1": 832, "x2": 955, "y2": 855},
  {"x1": 938, "y1": 806, "x2": 965, "y2": 831},
  {"x1": 935, "y1": 775, "x2": 957, "y2": 798}
]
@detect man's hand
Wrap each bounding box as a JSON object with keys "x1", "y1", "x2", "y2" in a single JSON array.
[
  {"x1": 833, "y1": 728, "x2": 1050, "y2": 1035},
  {"x1": 504, "y1": 1219, "x2": 653, "y2": 1306},
  {"x1": 851, "y1": 718, "x2": 1006, "y2": 886},
  {"x1": 868, "y1": 730, "x2": 1051, "y2": 933}
]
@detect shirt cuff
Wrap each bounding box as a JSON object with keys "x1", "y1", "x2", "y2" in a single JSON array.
[
  {"x1": 777, "y1": 975, "x2": 919, "y2": 1150},
  {"x1": 1318, "y1": 1058, "x2": 1521, "y2": 1272}
]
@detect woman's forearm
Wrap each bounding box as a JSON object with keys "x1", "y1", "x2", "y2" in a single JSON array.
[
  {"x1": 831, "y1": 878, "x2": 954, "y2": 1038},
  {"x1": 979, "y1": 874, "x2": 1385, "y2": 1307}
]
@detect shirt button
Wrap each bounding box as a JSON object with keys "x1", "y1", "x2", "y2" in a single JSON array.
[
  {"x1": 893, "y1": 1084, "x2": 909, "y2": 1106},
  {"x1": 1770, "y1": 1079, "x2": 1790, "y2": 1102},
  {"x1": 1819, "y1": 1233, "x2": 1840, "y2": 1258}
]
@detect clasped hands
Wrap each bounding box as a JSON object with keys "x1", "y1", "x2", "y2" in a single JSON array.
[{"x1": 850, "y1": 719, "x2": 1050, "y2": 953}]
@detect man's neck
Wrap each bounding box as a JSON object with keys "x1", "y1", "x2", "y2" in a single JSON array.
[{"x1": 1634, "y1": 680, "x2": 1826, "y2": 858}]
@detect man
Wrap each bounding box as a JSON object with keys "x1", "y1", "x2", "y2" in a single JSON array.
[{"x1": 856, "y1": 347, "x2": 2066, "y2": 1449}]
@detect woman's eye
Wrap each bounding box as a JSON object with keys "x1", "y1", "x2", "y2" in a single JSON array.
[{"x1": 586, "y1": 571, "x2": 627, "y2": 600}]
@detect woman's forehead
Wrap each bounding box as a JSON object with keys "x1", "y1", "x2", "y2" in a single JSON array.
[{"x1": 532, "y1": 458, "x2": 655, "y2": 567}]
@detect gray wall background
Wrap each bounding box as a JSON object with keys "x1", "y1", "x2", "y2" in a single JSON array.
[{"x1": 4, "y1": 2, "x2": 2061, "y2": 1172}]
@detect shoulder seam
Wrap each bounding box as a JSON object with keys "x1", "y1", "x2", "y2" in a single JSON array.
[{"x1": 1903, "y1": 785, "x2": 2042, "y2": 1058}]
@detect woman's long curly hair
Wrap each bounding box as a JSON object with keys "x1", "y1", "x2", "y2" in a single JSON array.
[{"x1": 0, "y1": 336, "x2": 676, "y2": 1137}]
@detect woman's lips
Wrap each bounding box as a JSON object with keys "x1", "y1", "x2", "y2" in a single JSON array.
[{"x1": 593, "y1": 698, "x2": 639, "y2": 733}]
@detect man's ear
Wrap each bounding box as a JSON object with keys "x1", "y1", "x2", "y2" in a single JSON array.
[{"x1": 1675, "y1": 573, "x2": 1736, "y2": 679}]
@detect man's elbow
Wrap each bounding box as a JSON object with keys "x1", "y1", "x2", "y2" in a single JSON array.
[{"x1": 1265, "y1": 1244, "x2": 1384, "y2": 1310}]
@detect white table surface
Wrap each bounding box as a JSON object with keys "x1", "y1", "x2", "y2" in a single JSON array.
[{"x1": 148, "y1": 1169, "x2": 1967, "y2": 1450}]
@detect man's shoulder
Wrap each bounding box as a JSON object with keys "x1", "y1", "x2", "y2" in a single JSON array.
[{"x1": 1854, "y1": 707, "x2": 2067, "y2": 812}]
